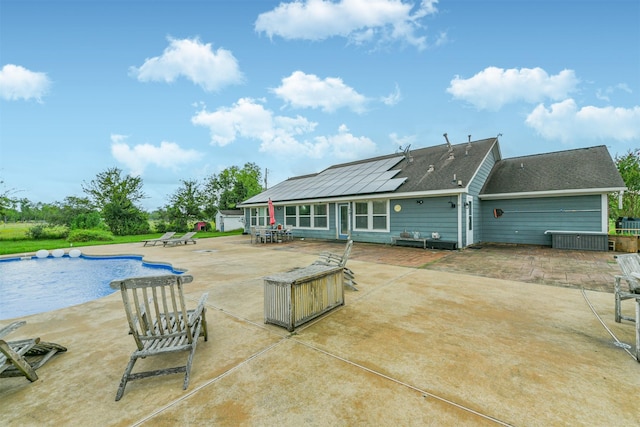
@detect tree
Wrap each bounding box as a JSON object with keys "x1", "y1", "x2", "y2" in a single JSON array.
[
  {"x1": 82, "y1": 167, "x2": 149, "y2": 235},
  {"x1": 47, "y1": 196, "x2": 96, "y2": 227},
  {"x1": 203, "y1": 163, "x2": 262, "y2": 216},
  {"x1": 609, "y1": 149, "x2": 640, "y2": 220},
  {"x1": 165, "y1": 179, "x2": 205, "y2": 232},
  {"x1": 0, "y1": 178, "x2": 19, "y2": 222}
]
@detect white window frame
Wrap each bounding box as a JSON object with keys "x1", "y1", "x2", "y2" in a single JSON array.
[
  {"x1": 284, "y1": 203, "x2": 329, "y2": 229},
  {"x1": 250, "y1": 207, "x2": 268, "y2": 227},
  {"x1": 353, "y1": 200, "x2": 389, "y2": 232}
]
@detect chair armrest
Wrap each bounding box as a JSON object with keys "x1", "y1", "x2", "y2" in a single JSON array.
[
  {"x1": 0, "y1": 321, "x2": 26, "y2": 340},
  {"x1": 188, "y1": 292, "x2": 209, "y2": 325}
]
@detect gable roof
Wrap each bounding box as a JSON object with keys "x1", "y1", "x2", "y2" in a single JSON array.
[
  {"x1": 240, "y1": 137, "x2": 498, "y2": 205},
  {"x1": 480, "y1": 145, "x2": 625, "y2": 199},
  {"x1": 218, "y1": 209, "x2": 243, "y2": 216}
]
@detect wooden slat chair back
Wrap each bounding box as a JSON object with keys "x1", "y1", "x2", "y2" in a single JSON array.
[
  {"x1": 0, "y1": 321, "x2": 67, "y2": 382},
  {"x1": 110, "y1": 274, "x2": 208, "y2": 401},
  {"x1": 614, "y1": 254, "x2": 640, "y2": 321},
  {"x1": 312, "y1": 240, "x2": 357, "y2": 291},
  {"x1": 613, "y1": 254, "x2": 640, "y2": 362},
  {"x1": 314, "y1": 239, "x2": 353, "y2": 268}
]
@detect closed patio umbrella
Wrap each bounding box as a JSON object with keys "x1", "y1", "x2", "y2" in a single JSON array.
[{"x1": 268, "y1": 198, "x2": 276, "y2": 226}]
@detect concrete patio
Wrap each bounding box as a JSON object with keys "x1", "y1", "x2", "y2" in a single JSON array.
[{"x1": 1, "y1": 235, "x2": 639, "y2": 426}]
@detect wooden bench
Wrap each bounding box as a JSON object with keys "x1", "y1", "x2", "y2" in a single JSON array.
[
  {"x1": 392, "y1": 236, "x2": 457, "y2": 250},
  {"x1": 392, "y1": 236, "x2": 428, "y2": 249}
]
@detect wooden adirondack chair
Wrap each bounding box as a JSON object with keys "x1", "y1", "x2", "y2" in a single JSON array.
[
  {"x1": 110, "y1": 274, "x2": 208, "y2": 401},
  {"x1": 313, "y1": 240, "x2": 357, "y2": 291},
  {"x1": 0, "y1": 321, "x2": 67, "y2": 382},
  {"x1": 613, "y1": 253, "x2": 640, "y2": 361}
]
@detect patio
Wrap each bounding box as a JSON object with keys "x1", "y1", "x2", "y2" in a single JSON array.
[{"x1": 1, "y1": 235, "x2": 639, "y2": 426}]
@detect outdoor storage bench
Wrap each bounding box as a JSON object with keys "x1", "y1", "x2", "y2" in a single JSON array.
[{"x1": 263, "y1": 264, "x2": 344, "y2": 331}]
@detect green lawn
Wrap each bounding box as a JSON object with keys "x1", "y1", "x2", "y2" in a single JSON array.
[{"x1": 0, "y1": 224, "x2": 243, "y2": 256}]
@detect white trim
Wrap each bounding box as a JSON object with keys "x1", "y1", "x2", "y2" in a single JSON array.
[
  {"x1": 479, "y1": 187, "x2": 626, "y2": 200},
  {"x1": 239, "y1": 189, "x2": 468, "y2": 208},
  {"x1": 601, "y1": 194, "x2": 609, "y2": 233}
]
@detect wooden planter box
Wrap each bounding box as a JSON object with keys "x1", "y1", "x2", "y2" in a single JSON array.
[
  {"x1": 609, "y1": 235, "x2": 639, "y2": 253},
  {"x1": 263, "y1": 265, "x2": 344, "y2": 331}
]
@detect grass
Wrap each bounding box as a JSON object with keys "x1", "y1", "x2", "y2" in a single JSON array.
[{"x1": 0, "y1": 225, "x2": 244, "y2": 256}]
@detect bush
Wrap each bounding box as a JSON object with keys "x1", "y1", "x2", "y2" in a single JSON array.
[
  {"x1": 71, "y1": 212, "x2": 104, "y2": 230},
  {"x1": 27, "y1": 224, "x2": 69, "y2": 240},
  {"x1": 154, "y1": 222, "x2": 170, "y2": 233},
  {"x1": 67, "y1": 228, "x2": 115, "y2": 243}
]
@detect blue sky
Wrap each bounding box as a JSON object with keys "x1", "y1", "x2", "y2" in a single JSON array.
[{"x1": 1, "y1": 0, "x2": 639, "y2": 211}]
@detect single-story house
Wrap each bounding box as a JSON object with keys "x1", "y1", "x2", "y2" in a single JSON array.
[
  {"x1": 215, "y1": 209, "x2": 245, "y2": 232},
  {"x1": 238, "y1": 136, "x2": 626, "y2": 250}
]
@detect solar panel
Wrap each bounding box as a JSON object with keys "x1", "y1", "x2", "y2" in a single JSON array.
[{"x1": 243, "y1": 155, "x2": 405, "y2": 203}]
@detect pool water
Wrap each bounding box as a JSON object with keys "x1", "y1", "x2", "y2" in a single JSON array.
[{"x1": 0, "y1": 255, "x2": 183, "y2": 320}]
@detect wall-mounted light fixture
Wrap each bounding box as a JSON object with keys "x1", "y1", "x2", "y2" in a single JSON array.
[
  {"x1": 277, "y1": 206, "x2": 282, "y2": 210},
  {"x1": 448, "y1": 201, "x2": 456, "y2": 208},
  {"x1": 416, "y1": 200, "x2": 424, "y2": 204}
]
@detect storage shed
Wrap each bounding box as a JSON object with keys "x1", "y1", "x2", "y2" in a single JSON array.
[{"x1": 215, "y1": 209, "x2": 244, "y2": 232}]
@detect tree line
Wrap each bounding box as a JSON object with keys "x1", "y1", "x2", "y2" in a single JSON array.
[{"x1": 0, "y1": 162, "x2": 263, "y2": 236}]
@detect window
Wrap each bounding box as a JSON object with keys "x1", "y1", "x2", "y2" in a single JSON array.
[
  {"x1": 284, "y1": 204, "x2": 329, "y2": 229},
  {"x1": 354, "y1": 200, "x2": 388, "y2": 231},
  {"x1": 285, "y1": 206, "x2": 296, "y2": 226},
  {"x1": 299, "y1": 204, "x2": 311, "y2": 227},
  {"x1": 314, "y1": 204, "x2": 327, "y2": 228},
  {"x1": 250, "y1": 207, "x2": 268, "y2": 227}
]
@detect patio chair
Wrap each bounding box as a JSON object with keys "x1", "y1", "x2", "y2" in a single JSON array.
[
  {"x1": 313, "y1": 240, "x2": 357, "y2": 291},
  {"x1": 0, "y1": 321, "x2": 67, "y2": 382},
  {"x1": 110, "y1": 274, "x2": 208, "y2": 401},
  {"x1": 250, "y1": 227, "x2": 259, "y2": 244},
  {"x1": 613, "y1": 254, "x2": 640, "y2": 361},
  {"x1": 257, "y1": 227, "x2": 273, "y2": 244},
  {"x1": 142, "y1": 231, "x2": 176, "y2": 246},
  {"x1": 284, "y1": 226, "x2": 294, "y2": 242},
  {"x1": 163, "y1": 231, "x2": 197, "y2": 246}
]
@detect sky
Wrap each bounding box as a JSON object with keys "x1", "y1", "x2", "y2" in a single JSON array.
[{"x1": 1, "y1": 0, "x2": 639, "y2": 211}]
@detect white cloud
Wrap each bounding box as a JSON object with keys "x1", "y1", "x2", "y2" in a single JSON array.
[
  {"x1": 381, "y1": 83, "x2": 401, "y2": 106},
  {"x1": 311, "y1": 124, "x2": 377, "y2": 159},
  {"x1": 596, "y1": 83, "x2": 632, "y2": 102},
  {"x1": 255, "y1": 0, "x2": 439, "y2": 50},
  {"x1": 272, "y1": 71, "x2": 368, "y2": 113},
  {"x1": 389, "y1": 132, "x2": 416, "y2": 149},
  {"x1": 129, "y1": 37, "x2": 243, "y2": 92},
  {"x1": 447, "y1": 67, "x2": 579, "y2": 111},
  {"x1": 525, "y1": 99, "x2": 640, "y2": 142},
  {"x1": 0, "y1": 64, "x2": 51, "y2": 102},
  {"x1": 110, "y1": 134, "x2": 201, "y2": 176},
  {"x1": 191, "y1": 98, "x2": 276, "y2": 146},
  {"x1": 191, "y1": 98, "x2": 377, "y2": 160}
]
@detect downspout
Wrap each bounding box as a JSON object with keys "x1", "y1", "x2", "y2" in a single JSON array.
[{"x1": 457, "y1": 194, "x2": 463, "y2": 248}]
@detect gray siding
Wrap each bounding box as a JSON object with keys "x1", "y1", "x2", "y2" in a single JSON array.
[
  {"x1": 467, "y1": 147, "x2": 498, "y2": 245},
  {"x1": 480, "y1": 195, "x2": 603, "y2": 245},
  {"x1": 387, "y1": 197, "x2": 458, "y2": 243}
]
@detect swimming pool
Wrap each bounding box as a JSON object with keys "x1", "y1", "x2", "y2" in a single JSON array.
[{"x1": 0, "y1": 253, "x2": 184, "y2": 320}]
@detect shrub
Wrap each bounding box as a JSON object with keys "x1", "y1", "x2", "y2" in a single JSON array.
[
  {"x1": 67, "y1": 228, "x2": 115, "y2": 243},
  {"x1": 154, "y1": 222, "x2": 170, "y2": 233},
  {"x1": 27, "y1": 224, "x2": 69, "y2": 240},
  {"x1": 71, "y1": 212, "x2": 104, "y2": 230}
]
